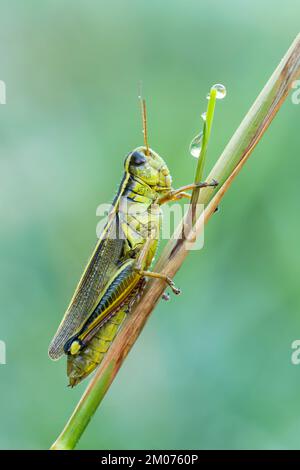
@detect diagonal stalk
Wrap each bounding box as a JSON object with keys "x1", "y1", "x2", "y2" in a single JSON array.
[{"x1": 51, "y1": 33, "x2": 300, "y2": 450}]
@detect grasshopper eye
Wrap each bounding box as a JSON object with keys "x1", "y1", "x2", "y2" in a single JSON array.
[{"x1": 131, "y1": 151, "x2": 147, "y2": 166}]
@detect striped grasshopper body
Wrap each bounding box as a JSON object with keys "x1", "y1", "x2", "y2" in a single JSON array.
[
  {"x1": 49, "y1": 107, "x2": 217, "y2": 386},
  {"x1": 49, "y1": 147, "x2": 177, "y2": 386}
]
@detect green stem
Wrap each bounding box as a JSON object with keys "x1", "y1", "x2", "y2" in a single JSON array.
[
  {"x1": 194, "y1": 87, "x2": 217, "y2": 185},
  {"x1": 51, "y1": 33, "x2": 300, "y2": 450},
  {"x1": 191, "y1": 87, "x2": 217, "y2": 218},
  {"x1": 51, "y1": 362, "x2": 115, "y2": 450}
]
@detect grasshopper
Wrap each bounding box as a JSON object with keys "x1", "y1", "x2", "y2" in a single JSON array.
[{"x1": 48, "y1": 100, "x2": 217, "y2": 386}]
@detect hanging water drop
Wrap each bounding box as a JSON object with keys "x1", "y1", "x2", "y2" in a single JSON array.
[
  {"x1": 211, "y1": 83, "x2": 226, "y2": 99},
  {"x1": 189, "y1": 132, "x2": 203, "y2": 158},
  {"x1": 201, "y1": 111, "x2": 207, "y2": 121}
]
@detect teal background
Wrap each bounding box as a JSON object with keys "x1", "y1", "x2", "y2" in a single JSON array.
[{"x1": 0, "y1": 0, "x2": 300, "y2": 450}]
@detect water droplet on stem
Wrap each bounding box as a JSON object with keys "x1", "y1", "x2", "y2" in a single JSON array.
[
  {"x1": 211, "y1": 83, "x2": 226, "y2": 99},
  {"x1": 189, "y1": 132, "x2": 203, "y2": 158}
]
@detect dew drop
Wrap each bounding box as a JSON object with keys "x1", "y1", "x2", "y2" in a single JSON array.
[
  {"x1": 201, "y1": 111, "x2": 207, "y2": 121},
  {"x1": 189, "y1": 132, "x2": 203, "y2": 158},
  {"x1": 211, "y1": 83, "x2": 226, "y2": 99}
]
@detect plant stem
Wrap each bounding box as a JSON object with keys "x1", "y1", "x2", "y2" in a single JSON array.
[
  {"x1": 51, "y1": 33, "x2": 300, "y2": 450},
  {"x1": 191, "y1": 87, "x2": 217, "y2": 222},
  {"x1": 194, "y1": 87, "x2": 217, "y2": 185}
]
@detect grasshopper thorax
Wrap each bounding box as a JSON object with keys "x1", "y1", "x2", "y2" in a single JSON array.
[{"x1": 125, "y1": 146, "x2": 172, "y2": 193}]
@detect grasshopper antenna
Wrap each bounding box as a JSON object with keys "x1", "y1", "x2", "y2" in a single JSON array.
[{"x1": 138, "y1": 83, "x2": 150, "y2": 156}]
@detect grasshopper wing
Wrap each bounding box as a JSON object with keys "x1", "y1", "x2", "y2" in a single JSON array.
[{"x1": 48, "y1": 214, "x2": 124, "y2": 360}]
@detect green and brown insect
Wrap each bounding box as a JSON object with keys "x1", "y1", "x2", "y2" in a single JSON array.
[{"x1": 48, "y1": 100, "x2": 217, "y2": 386}]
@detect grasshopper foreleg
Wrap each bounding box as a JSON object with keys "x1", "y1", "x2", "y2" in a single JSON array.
[{"x1": 158, "y1": 179, "x2": 218, "y2": 205}]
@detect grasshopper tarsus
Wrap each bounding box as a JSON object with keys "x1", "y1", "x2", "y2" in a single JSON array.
[
  {"x1": 168, "y1": 281, "x2": 181, "y2": 296},
  {"x1": 195, "y1": 179, "x2": 218, "y2": 189},
  {"x1": 137, "y1": 269, "x2": 181, "y2": 296},
  {"x1": 163, "y1": 275, "x2": 181, "y2": 295}
]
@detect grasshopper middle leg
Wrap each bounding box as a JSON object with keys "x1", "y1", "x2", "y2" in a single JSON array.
[
  {"x1": 136, "y1": 269, "x2": 181, "y2": 295},
  {"x1": 134, "y1": 235, "x2": 181, "y2": 295}
]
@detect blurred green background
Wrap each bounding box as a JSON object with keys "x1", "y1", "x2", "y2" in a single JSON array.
[{"x1": 0, "y1": 0, "x2": 300, "y2": 450}]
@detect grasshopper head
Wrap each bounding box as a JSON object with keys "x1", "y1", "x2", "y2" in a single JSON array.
[{"x1": 125, "y1": 146, "x2": 172, "y2": 192}]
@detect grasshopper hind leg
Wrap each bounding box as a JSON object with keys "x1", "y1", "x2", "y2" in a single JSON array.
[
  {"x1": 67, "y1": 276, "x2": 146, "y2": 387},
  {"x1": 67, "y1": 262, "x2": 146, "y2": 387},
  {"x1": 67, "y1": 308, "x2": 127, "y2": 387}
]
